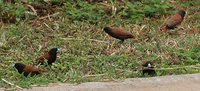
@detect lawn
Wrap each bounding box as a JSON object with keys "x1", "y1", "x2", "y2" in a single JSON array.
[{"x1": 0, "y1": 0, "x2": 199, "y2": 90}]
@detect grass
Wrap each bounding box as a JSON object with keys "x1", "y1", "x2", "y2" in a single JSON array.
[{"x1": 0, "y1": 0, "x2": 200, "y2": 90}]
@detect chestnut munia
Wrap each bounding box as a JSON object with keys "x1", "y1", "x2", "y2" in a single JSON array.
[
  {"x1": 162, "y1": 10, "x2": 186, "y2": 32},
  {"x1": 36, "y1": 48, "x2": 60, "y2": 65},
  {"x1": 14, "y1": 63, "x2": 48, "y2": 77},
  {"x1": 103, "y1": 27, "x2": 135, "y2": 42},
  {"x1": 142, "y1": 61, "x2": 156, "y2": 76}
]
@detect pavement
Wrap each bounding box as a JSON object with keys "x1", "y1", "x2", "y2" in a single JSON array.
[{"x1": 2, "y1": 73, "x2": 200, "y2": 91}]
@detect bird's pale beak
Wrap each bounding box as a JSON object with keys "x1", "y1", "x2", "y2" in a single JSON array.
[
  {"x1": 147, "y1": 63, "x2": 151, "y2": 67},
  {"x1": 57, "y1": 48, "x2": 61, "y2": 53},
  {"x1": 12, "y1": 64, "x2": 15, "y2": 68}
]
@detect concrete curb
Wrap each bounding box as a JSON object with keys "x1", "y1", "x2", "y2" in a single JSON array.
[{"x1": 20, "y1": 73, "x2": 200, "y2": 91}]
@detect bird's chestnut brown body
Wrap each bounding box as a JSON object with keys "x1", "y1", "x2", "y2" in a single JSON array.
[
  {"x1": 103, "y1": 27, "x2": 135, "y2": 42},
  {"x1": 14, "y1": 63, "x2": 47, "y2": 77},
  {"x1": 36, "y1": 48, "x2": 59, "y2": 65},
  {"x1": 163, "y1": 10, "x2": 186, "y2": 32}
]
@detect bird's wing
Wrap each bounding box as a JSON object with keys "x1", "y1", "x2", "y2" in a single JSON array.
[
  {"x1": 31, "y1": 66, "x2": 41, "y2": 74},
  {"x1": 111, "y1": 27, "x2": 134, "y2": 37},
  {"x1": 166, "y1": 14, "x2": 183, "y2": 28},
  {"x1": 36, "y1": 53, "x2": 50, "y2": 63},
  {"x1": 23, "y1": 65, "x2": 39, "y2": 74}
]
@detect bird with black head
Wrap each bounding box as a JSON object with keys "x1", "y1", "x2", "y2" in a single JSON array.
[
  {"x1": 162, "y1": 10, "x2": 186, "y2": 32},
  {"x1": 14, "y1": 63, "x2": 48, "y2": 77},
  {"x1": 36, "y1": 48, "x2": 60, "y2": 65},
  {"x1": 142, "y1": 61, "x2": 156, "y2": 76}
]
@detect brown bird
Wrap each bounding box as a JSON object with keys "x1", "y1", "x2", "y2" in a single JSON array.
[
  {"x1": 162, "y1": 10, "x2": 186, "y2": 32},
  {"x1": 36, "y1": 48, "x2": 60, "y2": 65},
  {"x1": 103, "y1": 27, "x2": 135, "y2": 42},
  {"x1": 14, "y1": 63, "x2": 48, "y2": 77},
  {"x1": 142, "y1": 61, "x2": 156, "y2": 76}
]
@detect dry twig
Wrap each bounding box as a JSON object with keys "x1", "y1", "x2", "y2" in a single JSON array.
[
  {"x1": 27, "y1": 4, "x2": 37, "y2": 16},
  {"x1": 61, "y1": 38, "x2": 109, "y2": 44},
  {"x1": 83, "y1": 74, "x2": 105, "y2": 78},
  {"x1": 1, "y1": 78, "x2": 23, "y2": 90}
]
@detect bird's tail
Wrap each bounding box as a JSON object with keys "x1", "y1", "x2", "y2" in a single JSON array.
[
  {"x1": 39, "y1": 68, "x2": 48, "y2": 72},
  {"x1": 132, "y1": 35, "x2": 139, "y2": 41},
  {"x1": 160, "y1": 26, "x2": 169, "y2": 32}
]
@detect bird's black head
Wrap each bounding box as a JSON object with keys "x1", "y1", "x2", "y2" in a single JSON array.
[
  {"x1": 14, "y1": 63, "x2": 26, "y2": 74},
  {"x1": 48, "y1": 48, "x2": 60, "y2": 56},
  {"x1": 48, "y1": 48, "x2": 60, "y2": 62},
  {"x1": 103, "y1": 27, "x2": 111, "y2": 33},
  {"x1": 143, "y1": 61, "x2": 154, "y2": 68},
  {"x1": 178, "y1": 10, "x2": 186, "y2": 18}
]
